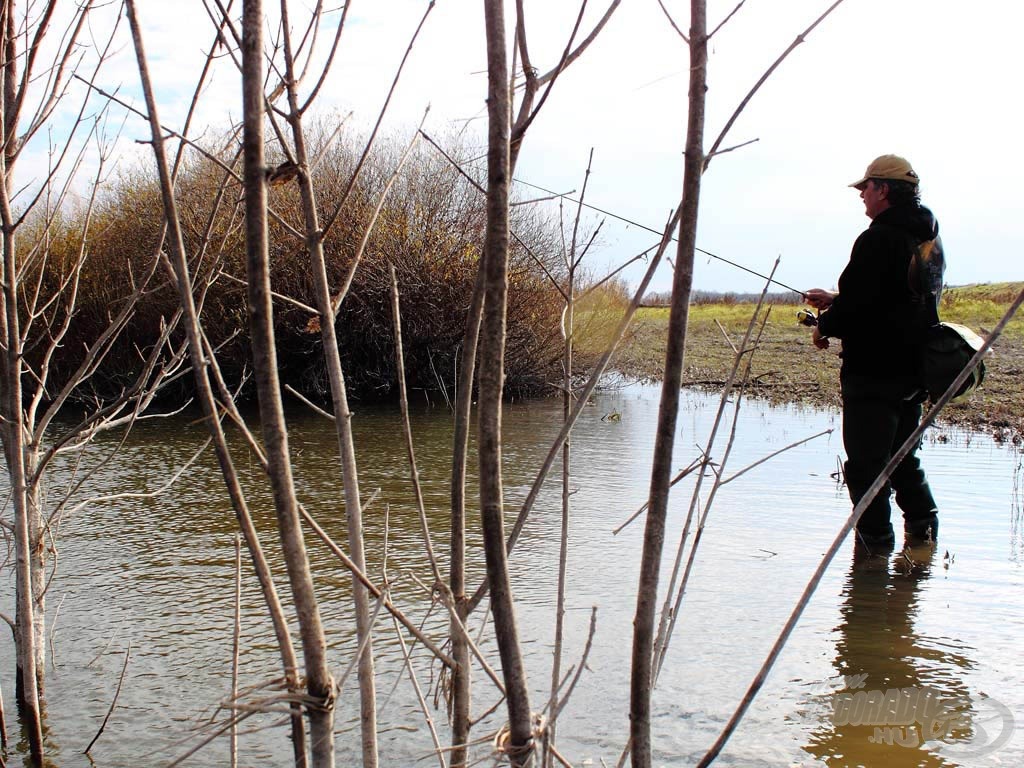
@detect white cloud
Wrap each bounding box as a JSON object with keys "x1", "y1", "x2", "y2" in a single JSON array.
[{"x1": 14, "y1": 0, "x2": 1023, "y2": 294}]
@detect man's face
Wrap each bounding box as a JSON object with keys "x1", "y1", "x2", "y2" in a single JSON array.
[{"x1": 858, "y1": 179, "x2": 889, "y2": 219}]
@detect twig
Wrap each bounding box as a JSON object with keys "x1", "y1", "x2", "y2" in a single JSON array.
[
  {"x1": 720, "y1": 428, "x2": 833, "y2": 486},
  {"x1": 329, "y1": 109, "x2": 427, "y2": 314},
  {"x1": 389, "y1": 264, "x2": 442, "y2": 584},
  {"x1": 298, "y1": 507, "x2": 456, "y2": 668},
  {"x1": 511, "y1": 191, "x2": 569, "y2": 206},
  {"x1": 545, "y1": 149, "x2": 592, "y2": 767},
  {"x1": 613, "y1": 457, "x2": 702, "y2": 535},
  {"x1": 218, "y1": 271, "x2": 318, "y2": 314},
  {"x1": 391, "y1": 613, "x2": 448, "y2": 768},
  {"x1": 655, "y1": 0, "x2": 688, "y2": 41},
  {"x1": 165, "y1": 710, "x2": 260, "y2": 768},
  {"x1": 650, "y1": 261, "x2": 779, "y2": 681},
  {"x1": 408, "y1": 573, "x2": 505, "y2": 694},
  {"x1": 547, "y1": 742, "x2": 574, "y2": 768},
  {"x1": 317, "y1": 1, "x2": 437, "y2": 242},
  {"x1": 552, "y1": 606, "x2": 597, "y2": 720},
  {"x1": 0, "y1": 673, "x2": 7, "y2": 751},
  {"x1": 335, "y1": 592, "x2": 388, "y2": 695},
  {"x1": 576, "y1": 246, "x2": 657, "y2": 302},
  {"x1": 706, "y1": 137, "x2": 759, "y2": 159},
  {"x1": 417, "y1": 129, "x2": 569, "y2": 303},
  {"x1": 382, "y1": 503, "x2": 391, "y2": 587},
  {"x1": 230, "y1": 534, "x2": 241, "y2": 768},
  {"x1": 83, "y1": 640, "x2": 132, "y2": 754},
  {"x1": 708, "y1": 0, "x2": 747, "y2": 40},
  {"x1": 86, "y1": 628, "x2": 120, "y2": 668},
  {"x1": 655, "y1": 304, "x2": 774, "y2": 677},
  {"x1": 61, "y1": 439, "x2": 212, "y2": 519},
  {"x1": 714, "y1": 318, "x2": 739, "y2": 354},
  {"x1": 704, "y1": 0, "x2": 848, "y2": 171},
  {"x1": 535, "y1": 0, "x2": 623, "y2": 87},
  {"x1": 284, "y1": 384, "x2": 336, "y2": 421},
  {"x1": 48, "y1": 593, "x2": 67, "y2": 670}
]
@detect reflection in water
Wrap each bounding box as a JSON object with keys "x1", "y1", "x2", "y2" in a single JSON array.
[
  {"x1": 1012, "y1": 457, "x2": 1024, "y2": 564},
  {"x1": 806, "y1": 544, "x2": 976, "y2": 767}
]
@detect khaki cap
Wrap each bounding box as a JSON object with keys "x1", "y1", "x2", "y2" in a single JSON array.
[{"x1": 849, "y1": 154, "x2": 920, "y2": 189}]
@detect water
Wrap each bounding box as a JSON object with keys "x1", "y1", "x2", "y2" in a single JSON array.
[{"x1": 1, "y1": 384, "x2": 1020, "y2": 766}]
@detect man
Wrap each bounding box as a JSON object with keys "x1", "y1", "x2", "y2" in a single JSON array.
[{"x1": 805, "y1": 154, "x2": 944, "y2": 549}]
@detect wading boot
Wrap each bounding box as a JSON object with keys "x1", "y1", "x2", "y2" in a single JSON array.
[
  {"x1": 854, "y1": 523, "x2": 895, "y2": 556},
  {"x1": 904, "y1": 515, "x2": 938, "y2": 544}
]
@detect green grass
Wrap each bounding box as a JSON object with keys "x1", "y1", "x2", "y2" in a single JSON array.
[{"x1": 940, "y1": 283, "x2": 1024, "y2": 337}]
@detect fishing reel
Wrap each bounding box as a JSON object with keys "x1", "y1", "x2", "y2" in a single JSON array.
[{"x1": 797, "y1": 308, "x2": 818, "y2": 327}]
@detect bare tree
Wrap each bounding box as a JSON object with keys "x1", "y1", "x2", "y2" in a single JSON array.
[
  {"x1": 239, "y1": 1, "x2": 336, "y2": 764},
  {"x1": 0, "y1": 3, "x2": 187, "y2": 762},
  {"x1": 477, "y1": 2, "x2": 534, "y2": 764},
  {"x1": 630, "y1": 2, "x2": 848, "y2": 764},
  {"x1": 0, "y1": 2, "x2": 875, "y2": 765},
  {"x1": 448, "y1": 3, "x2": 621, "y2": 763},
  {"x1": 121, "y1": 2, "x2": 323, "y2": 764}
]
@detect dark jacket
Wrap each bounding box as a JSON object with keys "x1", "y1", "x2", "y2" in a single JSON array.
[{"x1": 817, "y1": 203, "x2": 945, "y2": 377}]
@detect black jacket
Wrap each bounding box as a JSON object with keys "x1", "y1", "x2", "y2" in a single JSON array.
[{"x1": 817, "y1": 203, "x2": 945, "y2": 377}]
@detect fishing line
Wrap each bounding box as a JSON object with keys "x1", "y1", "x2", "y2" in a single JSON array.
[{"x1": 509, "y1": 174, "x2": 808, "y2": 297}]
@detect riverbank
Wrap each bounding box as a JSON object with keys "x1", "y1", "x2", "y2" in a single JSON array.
[{"x1": 587, "y1": 283, "x2": 1024, "y2": 442}]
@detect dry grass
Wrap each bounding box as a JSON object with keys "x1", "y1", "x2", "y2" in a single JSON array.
[{"x1": 27, "y1": 129, "x2": 568, "y2": 404}]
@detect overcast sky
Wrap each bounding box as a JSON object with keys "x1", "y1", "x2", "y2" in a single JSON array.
[{"x1": 32, "y1": 0, "x2": 1023, "y2": 296}]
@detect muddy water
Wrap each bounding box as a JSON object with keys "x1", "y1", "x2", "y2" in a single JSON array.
[{"x1": 1, "y1": 384, "x2": 1020, "y2": 766}]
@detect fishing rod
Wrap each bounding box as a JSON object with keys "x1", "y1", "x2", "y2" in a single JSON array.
[{"x1": 510, "y1": 174, "x2": 809, "y2": 297}]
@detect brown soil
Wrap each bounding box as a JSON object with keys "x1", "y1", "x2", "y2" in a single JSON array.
[{"x1": 604, "y1": 307, "x2": 1024, "y2": 445}]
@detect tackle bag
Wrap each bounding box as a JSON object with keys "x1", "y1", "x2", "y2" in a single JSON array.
[{"x1": 920, "y1": 321, "x2": 990, "y2": 403}]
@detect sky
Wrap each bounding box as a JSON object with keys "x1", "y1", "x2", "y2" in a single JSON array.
[{"x1": 24, "y1": 0, "x2": 1024, "y2": 296}]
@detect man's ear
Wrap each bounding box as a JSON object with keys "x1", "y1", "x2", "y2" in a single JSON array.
[{"x1": 877, "y1": 181, "x2": 890, "y2": 200}]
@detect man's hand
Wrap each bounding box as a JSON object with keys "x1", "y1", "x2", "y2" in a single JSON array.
[
  {"x1": 812, "y1": 326, "x2": 830, "y2": 350},
  {"x1": 804, "y1": 288, "x2": 837, "y2": 310}
]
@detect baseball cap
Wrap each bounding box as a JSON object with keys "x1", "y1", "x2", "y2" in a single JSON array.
[{"x1": 849, "y1": 154, "x2": 920, "y2": 189}]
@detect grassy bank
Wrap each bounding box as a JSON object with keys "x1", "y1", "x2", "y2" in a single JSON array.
[{"x1": 580, "y1": 283, "x2": 1024, "y2": 440}]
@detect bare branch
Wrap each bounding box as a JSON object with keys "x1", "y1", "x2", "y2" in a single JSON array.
[
  {"x1": 83, "y1": 640, "x2": 131, "y2": 754},
  {"x1": 299, "y1": 507, "x2": 456, "y2": 669},
  {"x1": 706, "y1": 136, "x2": 759, "y2": 159},
  {"x1": 219, "y1": 271, "x2": 318, "y2": 314},
  {"x1": 390, "y1": 612, "x2": 448, "y2": 768},
  {"x1": 708, "y1": 0, "x2": 746, "y2": 41},
  {"x1": 389, "y1": 264, "x2": 443, "y2": 584},
  {"x1": 612, "y1": 456, "x2": 702, "y2": 536},
  {"x1": 298, "y1": 1, "x2": 354, "y2": 115},
  {"x1": 537, "y1": 0, "x2": 623, "y2": 84},
  {"x1": 705, "y1": 0, "x2": 848, "y2": 171},
  {"x1": 467, "y1": 204, "x2": 683, "y2": 615},
  {"x1": 654, "y1": 0, "x2": 688, "y2": 42},
  {"x1": 720, "y1": 428, "x2": 833, "y2": 486},
  {"x1": 318, "y1": 1, "x2": 437, "y2": 238},
  {"x1": 330, "y1": 110, "x2": 426, "y2": 313},
  {"x1": 552, "y1": 606, "x2": 597, "y2": 720}
]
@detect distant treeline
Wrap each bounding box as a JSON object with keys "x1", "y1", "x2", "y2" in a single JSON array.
[
  {"x1": 643, "y1": 283, "x2": 1024, "y2": 308},
  {"x1": 642, "y1": 289, "x2": 805, "y2": 307},
  {"x1": 25, "y1": 128, "x2": 576, "y2": 407}
]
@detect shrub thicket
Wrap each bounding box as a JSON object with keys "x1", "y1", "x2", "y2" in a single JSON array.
[{"x1": 24, "y1": 128, "x2": 568, "y2": 406}]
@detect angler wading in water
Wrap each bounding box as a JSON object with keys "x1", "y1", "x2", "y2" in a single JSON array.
[{"x1": 804, "y1": 155, "x2": 944, "y2": 551}]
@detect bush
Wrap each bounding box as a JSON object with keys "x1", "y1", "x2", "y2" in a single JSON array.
[{"x1": 22, "y1": 126, "x2": 569, "y2": 406}]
